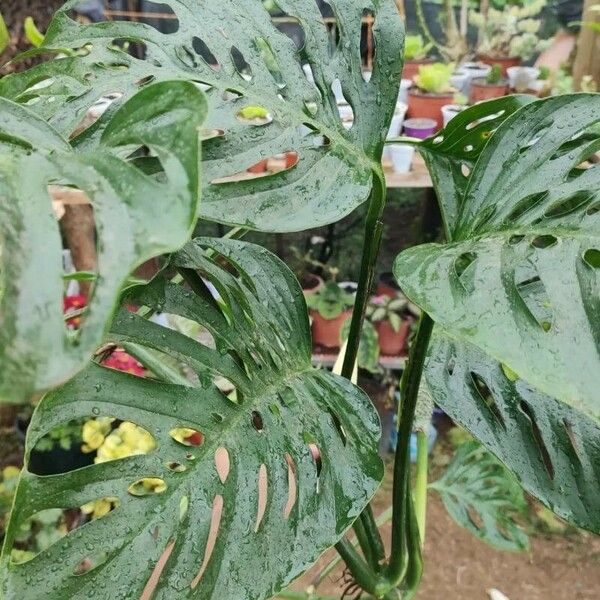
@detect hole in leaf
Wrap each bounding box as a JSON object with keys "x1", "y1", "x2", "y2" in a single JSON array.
[
  {"x1": 255, "y1": 36, "x2": 284, "y2": 85},
  {"x1": 461, "y1": 163, "x2": 471, "y2": 178},
  {"x1": 231, "y1": 46, "x2": 252, "y2": 81},
  {"x1": 170, "y1": 428, "x2": 204, "y2": 447},
  {"x1": 562, "y1": 418, "x2": 582, "y2": 464},
  {"x1": 531, "y1": 235, "x2": 558, "y2": 249},
  {"x1": 192, "y1": 37, "x2": 220, "y2": 70},
  {"x1": 432, "y1": 135, "x2": 444, "y2": 145},
  {"x1": 191, "y1": 495, "x2": 224, "y2": 589},
  {"x1": 505, "y1": 191, "x2": 547, "y2": 222},
  {"x1": 329, "y1": 409, "x2": 347, "y2": 446},
  {"x1": 544, "y1": 190, "x2": 595, "y2": 219},
  {"x1": 515, "y1": 265, "x2": 554, "y2": 332},
  {"x1": 255, "y1": 464, "x2": 268, "y2": 532},
  {"x1": 586, "y1": 201, "x2": 600, "y2": 216},
  {"x1": 284, "y1": 453, "x2": 297, "y2": 519},
  {"x1": 446, "y1": 357, "x2": 456, "y2": 376},
  {"x1": 135, "y1": 75, "x2": 156, "y2": 87},
  {"x1": 180, "y1": 496, "x2": 189, "y2": 521},
  {"x1": 308, "y1": 443, "x2": 322, "y2": 477},
  {"x1": 338, "y1": 102, "x2": 355, "y2": 130},
  {"x1": 140, "y1": 539, "x2": 176, "y2": 600},
  {"x1": 469, "y1": 372, "x2": 505, "y2": 429},
  {"x1": 583, "y1": 248, "x2": 600, "y2": 268},
  {"x1": 519, "y1": 400, "x2": 554, "y2": 479},
  {"x1": 252, "y1": 411, "x2": 264, "y2": 432},
  {"x1": 454, "y1": 252, "x2": 477, "y2": 293},
  {"x1": 509, "y1": 234, "x2": 525, "y2": 245},
  {"x1": 236, "y1": 105, "x2": 273, "y2": 126},
  {"x1": 166, "y1": 462, "x2": 187, "y2": 473},
  {"x1": 128, "y1": 478, "x2": 167, "y2": 497},
  {"x1": 465, "y1": 109, "x2": 506, "y2": 130},
  {"x1": 215, "y1": 447, "x2": 230, "y2": 484}
]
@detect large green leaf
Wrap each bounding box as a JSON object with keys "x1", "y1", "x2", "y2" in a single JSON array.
[
  {"x1": 0, "y1": 0, "x2": 404, "y2": 232},
  {"x1": 416, "y1": 95, "x2": 534, "y2": 234},
  {"x1": 430, "y1": 440, "x2": 529, "y2": 552},
  {"x1": 0, "y1": 80, "x2": 206, "y2": 404},
  {"x1": 1, "y1": 238, "x2": 383, "y2": 600},
  {"x1": 395, "y1": 94, "x2": 600, "y2": 531}
]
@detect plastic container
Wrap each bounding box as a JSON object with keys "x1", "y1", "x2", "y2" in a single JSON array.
[
  {"x1": 389, "y1": 144, "x2": 415, "y2": 173},
  {"x1": 507, "y1": 66, "x2": 540, "y2": 91},
  {"x1": 441, "y1": 104, "x2": 465, "y2": 127},
  {"x1": 398, "y1": 79, "x2": 413, "y2": 104},
  {"x1": 387, "y1": 102, "x2": 408, "y2": 140},
  {"x1": 403, "y1": 117, "x2": 437, "y2": 140}
]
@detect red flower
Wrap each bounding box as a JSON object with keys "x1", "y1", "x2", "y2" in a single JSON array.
[
  {"x1": 63, "y1": 295, "x2": 87, "y2": 330},
  {"x1": 102, "y1": 350, "x2": 146, "y2": 377}
]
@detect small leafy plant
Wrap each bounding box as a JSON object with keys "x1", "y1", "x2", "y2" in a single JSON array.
[
  {"x1": 414, "y1": 62, "x2": 455, "y2": 94},
  {"x1": 486, "y1": 63, "x2": 504, "y2": 85},
  {"x1": 366, "y1": 294, "x2": 417, "y2": 333},
  {"x1": 404, "y1": 34, "x2": 432, "y2": 61},
  {"x1": 307, "y1": 282, "x2": 354, "y2": 320},
  {"x1": 470, "y1": 0, "x2": 551, "y2": 60}
]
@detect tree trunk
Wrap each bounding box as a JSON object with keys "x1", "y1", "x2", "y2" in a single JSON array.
[
  {"x1": 0, "y1": 0, "x2": 65, "y2": 73},
  {"x1": 573, "y1": 0, "x2": 600, "y2": 91}
]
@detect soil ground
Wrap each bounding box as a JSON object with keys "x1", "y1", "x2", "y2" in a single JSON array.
[{"x1": 291, "y1": 457, "x2": 600, "y2": 600}]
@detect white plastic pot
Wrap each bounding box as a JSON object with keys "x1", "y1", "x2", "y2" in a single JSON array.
[
  {"x1": 387, "y1": 102, "x2": 408, "y2": 140},
  {"x1": 441, "y1": 104, "x2": 465, "y2": 127},
  {"x1": 389, "y1": 144, "x2": 415, "y2": 174},
  {"x1": 450, "y1": 71, "x2": 469, "y2": 94},
  {"x1": 398, "y1": 79, "x2": 412, "y2": 104},
  {"x1": 507, "y1": 66, "x2": 540, "y2": 91}
]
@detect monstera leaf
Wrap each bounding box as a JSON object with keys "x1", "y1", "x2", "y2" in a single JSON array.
[
  {"x1": 1, "y1": 238, "x2": 383, "y2": 600},
  {"x1": 414, "y1": 95, "x2": 534, "y2": 233},
  {"x1": 430, "y1": 441, "x2": 529, "y2": 552},
  {"x1": 395, "y1": 94, "x2": 600, "y2": 531},
  {"x1": 0, "y1": 0, "x2": 404, "y2": 232},
  {"x1": 0, "y1": 80, "x2": 206, "y2": 404}
]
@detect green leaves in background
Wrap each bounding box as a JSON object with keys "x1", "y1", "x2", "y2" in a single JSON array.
[
  {"x1": 1, "y1": 238, "x2": 383, "y2": 600},
  {"x1": 0, "y1": 81, "x2": 206, "y2": 404},
  {"x1": 395, "y1": 94, "x2": 600, "y2": 532},
  {"x1": 0, "y1": 0, "x2": 404, "y2": 232},
  {"x1": 0, "y1": 12, "x2": 8, "y2": 54},
  {"x1": 430, "y1": 441, "x2": 529, "y2": 552}
]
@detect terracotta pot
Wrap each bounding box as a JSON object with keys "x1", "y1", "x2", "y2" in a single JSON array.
[
  {"x1": 469, "y1": 79, "x2": 509, "y2": 104},
  {"x1": 376, "y1": 272, "x2": 401, "y2": 298},
  {"x1": 403, "y1": 58, "x2": 435, "y2": 81},
  {"x1": 376, "y1": 319, "x2": 411, "y2": 356},
  {"x1": 407, "y1": 90, "x2": 454, "y2": 131},
  {"x1": 301, "y1": 274, "x2": 324, "y2": 297},
  {"x1": 247, "y1": 159, "x2": 268, "y2": 174},
  {"x1": 477, "y1": 55, "x2": 522, "y2": 77},
  {"x1": 311, "y1": 309, "x2": 352, "y2": 349}
]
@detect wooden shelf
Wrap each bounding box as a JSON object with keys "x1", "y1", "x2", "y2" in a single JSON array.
[{"x1": 312, "y1": 352, "x2": 406, "y2": 370}]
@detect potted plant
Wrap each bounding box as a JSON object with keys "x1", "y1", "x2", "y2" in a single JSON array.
[
  {"x1": 402, "y1": 34, "x2": 434, "y2": 81},
  {"x1": 470, "y1": 63, "x2": 509, "y2": 103},
  {"x1": 306, "y1": 282, "x2": 354, "y2": 349},
  {"x1": 407, "y1": 62, "x2": 455, "y2": 130},
  {"x1": 470, "y1": 0, "x2": 551, "y2": 76},
  {"x1": 366, "y1": 294, "x2": 419, "y2": 356},
  {"x1": 441, "y1": 92, "x2": 468, "y2": 127}
]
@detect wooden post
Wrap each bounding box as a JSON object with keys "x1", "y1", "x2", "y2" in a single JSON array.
[{"x1": 573, "y1": 0, "x2": 600, "y2": 90}]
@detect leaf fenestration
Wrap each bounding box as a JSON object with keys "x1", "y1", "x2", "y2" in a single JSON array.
[{"x1": 0, "y1": 238, "x2": 383, "y2": 600}]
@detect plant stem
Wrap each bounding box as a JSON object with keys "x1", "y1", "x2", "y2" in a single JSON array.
[
  {"x1": 341, "y1": 169, "x2": 386, "y2": 378},
  {"x1": 313, "y1": 507, "x2": 393, "y2": 590},
  {"x1": 414, "y1": 431, "x2": 429, "y2": 546},
  {"x1": 339, "y1": 168, "x2": 388, "y2": 568},
  {"x1": 334, "y1": 538, "x2": 382, "y2": 596},
  {"x1": 386, "y1": 313, "x2": 433, "y2": 585},
  {"x1": 353, "y1": 514, "x2": 376, "y2": 570}
]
